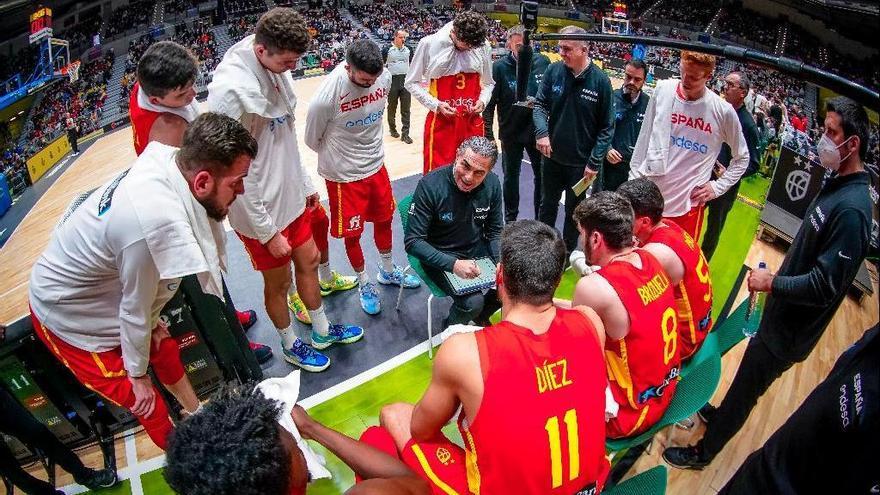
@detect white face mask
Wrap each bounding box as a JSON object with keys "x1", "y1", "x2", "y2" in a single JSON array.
[{"x1": 817, "y1": 134, "x2": 853, "y2": 172}]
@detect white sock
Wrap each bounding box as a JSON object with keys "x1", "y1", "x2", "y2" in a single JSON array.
[
  {"x1": 356, "y1": 270, "x2": 370, "y2": 286},
  {"x1": 380, "y1": 252, "x2": 395, "y2": 273},
  {"x1": 309, "y1": 305, "x2": 330, "y2": 337},
  {"x1": 276, "y1": 324, "x2": 298, "y2": 349},
  {"x1": 318, "y1": 262, "x2": 333, "y2": 284}
]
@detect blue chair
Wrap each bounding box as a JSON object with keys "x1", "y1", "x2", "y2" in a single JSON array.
[{"x1": 395, "y1": 194, "x2": 449, "y2": 358}]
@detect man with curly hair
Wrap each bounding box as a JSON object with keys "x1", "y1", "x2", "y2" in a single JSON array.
[
  {"x1": 404, "y1": 10, "x2": 495, "y2": 174},
  {"x1": 164, "y1": 384, "x2": 429, "y2": 495},
  {"x1": 209, "y1": 8, "x2": 364, "y2": 373}
]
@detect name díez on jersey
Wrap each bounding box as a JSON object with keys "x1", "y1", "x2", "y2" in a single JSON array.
[{"x1": 340, "y1": 87, "x2": 389, "y2": 112}]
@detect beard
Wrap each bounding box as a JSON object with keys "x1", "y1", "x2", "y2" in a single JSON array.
[
  {"x1": 197, "y1": 195, "x2": 228, "y2": 222},
  {"x1": 582, "y1": 236, "x2": 595, "y2": 265}
]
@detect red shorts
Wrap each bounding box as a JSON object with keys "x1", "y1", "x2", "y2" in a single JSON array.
[
  {"x1": 424, "y1": 111, "x2": 484, "y2": 175},
  {"x1": 238, "y1": 206, "x2": 326, "y2": 271},
  {"x1": 326, "y1": 166, "x2": 395, "y2": 238},
  {"x1": 29, "y1": 308, "x2": 184, "y2": 450},
  {"x1": 665, "y1": 205, "x2": 706, "y2": 242},
  {"x1": 359, "y1": 426, "x2": 469, "y2": 494}
]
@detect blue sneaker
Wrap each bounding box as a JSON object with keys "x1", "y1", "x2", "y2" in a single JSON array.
[
  {"x1": 282, "y1": 338, "x2": 330, "y2": 372},
  {"x1": 376, "y1": 263, "x2": 421, "y2": 289},
  {"x1": 359, "y1": 282, "x2": 382, "y2": 315},
  {"x1": 311, "y1": 323, "x2": 365, "y2": 350}
]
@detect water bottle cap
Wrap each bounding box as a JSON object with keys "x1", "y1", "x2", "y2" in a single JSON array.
[{"x1": 758, "y1": 261, "x2": 767, "y2": 269}]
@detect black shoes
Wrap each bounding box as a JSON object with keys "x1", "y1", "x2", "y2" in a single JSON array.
[
  {"x1": 663, "y1": 444, "x2": 712, "y2": 470},
  {"x1": 697, "y1": 403, "x2": 717, "y2": 424},
  {"x1": 390, "y1": 129, "x2": 400, "y2": 138},
  {"x1": 249, "y1": 342, "x2": 274, "y2": 364},
  {"x1": 78, "y1": 468, "x2": 118, "y2": 489},
  {"x1": 401, "y1": 135, "x2": 413, "y2": 144}
]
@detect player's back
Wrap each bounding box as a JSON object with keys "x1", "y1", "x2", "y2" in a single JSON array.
[
  {"x1": 459, "y1": 308, "x2": 609, "y2": 494},
  {"x1": 600, "y1": 249, "x2": 681, "y2": 439},
  {"x1": 647, "y1": 221, "x2": 713, "y2": 361}
]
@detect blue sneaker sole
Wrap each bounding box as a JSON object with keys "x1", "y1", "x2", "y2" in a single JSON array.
[
  {"x1": 376, "y1": 273, "x2": 421, "y2": 289},
  {"x1": 312, "y1": 331, "x2": 364, "y2": 350},
  {"x1": 282, "y1": 353, "x2": 330, "y2": 372}
]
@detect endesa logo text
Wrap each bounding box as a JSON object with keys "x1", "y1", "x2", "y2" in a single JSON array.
[
  {"x1": 340, "y1": 87, "x2": 388, "y2": 112},
  {"x1": 346, "y1": 109, "x2": 384, "y2": 128},
  {"x1": 671, "y1": 113, "x2": 713, "y2": 134},
  {"x1": 670, "y1": 134, "x2": 709, "y2": 154},
  {"x1": 442, "y1": 96, "x2": 476, "y2": 109}
]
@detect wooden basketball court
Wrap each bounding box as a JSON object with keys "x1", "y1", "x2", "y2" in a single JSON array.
[{"x1": 1, "y1": 73, "x2": 877, "y2": 494}]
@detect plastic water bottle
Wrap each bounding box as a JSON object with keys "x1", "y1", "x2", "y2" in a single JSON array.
[{"x1": 743, "y1": 261, "x2": 767, "y2": 338}]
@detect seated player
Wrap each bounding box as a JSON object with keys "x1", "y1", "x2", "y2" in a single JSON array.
[
  {"x1": 164, "y1": 384, "x2": 429, "y2": 495},
  {"x1": 617, "y1": 178, "x2": 713, "y2": 361},
  {"x1": 571, "y1": 192, "x2": 681, "y2": 439},
  {"x1": 404, "y1": 136, "x2": 502, "y2": 327},
  {"x1": 380, "y1": 220, "x2": 610, "y2": 494}
]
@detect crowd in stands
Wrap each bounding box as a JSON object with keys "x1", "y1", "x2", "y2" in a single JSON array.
[
  {"x1": 165, "y1": 0, "x2": 196, "y2": 16},
  {"x1": 302, "y1": 9, "x2": 365, "y2": 70},
  {"x1": 715, "y1": 3, "x2": 779, "y2": 48},
  {"x1": 648, "y1": 0, "x2": 718, "y2": 31},
  {"x1": 226, "y1": 15, "x2": 259, "y2": 42},
  {"x1": 225, "y1": 0, "x2": 268, "y2": 19},
  {"x1": 784, "y1": 23, "x2": 879, "y2": 89},
  {"x1": 348, "y1": 1, "x2": 454, "y2": 42},
  {"x1": 58, "y1": 10, "x2": 104, "y2": 54},
  {"x1": 105, "y1": 0, "x2": 154, "y2": 39},
  {"x1": 0, "y1": 46, "x2": 40, "y2": 86},
  {"x1": 1, "y1": 146, "x2": 29, "y2": 193}
]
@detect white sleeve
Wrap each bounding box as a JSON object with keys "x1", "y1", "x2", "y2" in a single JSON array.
[
  {"x1": 238, "y1": 114, "x2": 280, "y2": 243},
  {"x1": 628, "y1": 92, "x2": 657, "y2": 179},
  {"x1": 711, "y1": 106, "x2": 749, "y2": 197},
  {"x1": 304, "y1": 95, "x2": 332, "y2": 153},
  {"x1": 404, "y1": 39, "x2": 440, "y2": 112},
  {"x1": 116, "y1": 240, "x2": 160, "y2": 377},
  {"x1": 478, "y1": 44, "x2": 495, "y2": 106}
]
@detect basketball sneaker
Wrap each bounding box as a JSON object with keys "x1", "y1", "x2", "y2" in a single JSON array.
[
  {"x1": 319, "y1": 271, "x2": 359, "y2": 296},
  {"x1": 311, "y1": 323, "x2": 365, "y2": 350},
  {"x1": 359, "y1": 282, "x2": 381, "y2": 315},
  {"x1": 237, "y1": 309, "x2": 258, "y2": 331},
  {"x1": 77, "y1": 468, "x2": 117, "y2": 490},
  {"x1": 248, "y1": 342, "x2": 273, "y2": 364},
  {"x1": 287, "y1": 292, "x2": 311, "y2": 324},
  {"x1": 282, "y1": 338, "x2": 330, "y2": 372},
  {"x1": 376, "y1": 263, "x2": 421, "y2": 289},
  {"x1": 662, "y1": 444, "x2": 711, "y2": 470}
]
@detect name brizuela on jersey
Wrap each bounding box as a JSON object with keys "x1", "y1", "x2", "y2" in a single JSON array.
[{"x1": 305, "y1": 63, "x2": 391, "y2": 183}]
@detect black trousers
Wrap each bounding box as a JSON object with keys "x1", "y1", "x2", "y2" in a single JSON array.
[
  {"x1": 701, "y1": 180, "x2": 741, "y2": 260},
  {"x1": 500, "y1": 140, "x2": 543, "y2": 222},
  {"x1": 598, "y1": 159, "x2": 631, "y2": 192},
  {"x1": 387, "y1": 74, "x2": 411, "y2": 136},
  {"x1": 422, "y1": 243, "x2": 500, "y2": 327},
  {"x1": 701, "y1": 335, "x2": 795, "y2": 459},
  {"x1": 67, "y1": 130, "x2": 79, "y2": 154},
  {"x1": 538, "y1": 158, "x2": 586, "y2": 253},
  {"x1": 0, "y1": 387, "x2": 91, "y2": 494}
]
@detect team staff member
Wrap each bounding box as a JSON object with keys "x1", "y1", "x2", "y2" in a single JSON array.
[
  {"x1": 570, "y1": 192, "x2": 681, "y2": 438},
  {"x1": 618, "y1": 178, "x2": 713, "y2": 361},
  {"x1": 305, "y1": 39, "x2": 420, "y2": 317},
  {"x1": 164, "y1": 385, "x2": 429, "y2": 494},
  {"x1": 629, "y1": 51, "x2": 749, "y2": 240},
  {"x1": 483, "y1": 24, "x2": 550, "y2": 222},
  {"x1": 664, "y1": 96, "x2": 873, "y2": 469},
  {"x1": 718, "y1": 324, "x2": 878, "y2": 495},
  {"x1": 701, "y1": 71, "x2": 760, "y2": 260},
  {"x1": 601, "y1": 59, "x2": 649, "y2": 192},
  {"x1": 385, "y1": 29, "x2": 413, "y2": 144},
  {"x1": 28, "y1": 114, "x2": 255, "y2": 450},
  {"x1": 381, "y1": 220, "x2": 610, "y2": 494},
  {"x1": 129, "y1": 40, "x2": 273, "y2": 363},
  {"x1": 404, "y1": 11, "x2": 494, "y2": 174},
  {"x1": 404, "y1": 137, "x2": 503, "y2": 327},
  {"x1": 533, "y1": 25, "x2": 615, "y2": 253},
  {"x1": 209, "y1": 8, "x2": 363, "y2": 373}
]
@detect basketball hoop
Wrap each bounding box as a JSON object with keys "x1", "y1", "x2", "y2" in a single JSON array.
[{"x1": 60, "y1": 60, "x2": 81, "y2": 83}]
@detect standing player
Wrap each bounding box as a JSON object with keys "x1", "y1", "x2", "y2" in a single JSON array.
[
  {"x1": 129, "y1": 40, "x2": 275, "y2": 363},
  {"x1": 617, "y1": 178, "x2": 713, "y2": 361},
  {"x1": 378, "y1": 221, "x2": 611, "y2": 494},
  {"x1": 208, "y1": 8, "x2": 364, "y2": 372},
  {"x1": 570, "y1": 192, "x2": 681, "y2": 438},
  {"x1": 305, "y1": 39, "x2": 420, "y2": 316},
  {"x1": 404, "y1": 10, "x2": 494, "y2": 174}
]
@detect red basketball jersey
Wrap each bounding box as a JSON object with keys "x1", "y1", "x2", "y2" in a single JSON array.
[
  {"x1": 646, "y1": 221, "x2": 714, "y2": 361},
  {"x1": 129, "y1": 82, "x2": 161, "y2": 156},
  {"x1": 459, "y1": 308, "x2": 610, "y2": 494},
  {"x1": 423, "y1": 72, "x2": 485, "y2": 173},
  {"x1": 600, "y1": 250, "x2": 681, "y2": 439}
]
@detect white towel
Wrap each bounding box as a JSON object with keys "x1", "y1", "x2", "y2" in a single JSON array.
[
  {"x1": 127, "y1": 142, "x2": 227, "y2": 300},
  {"x1": 630, "y1": 79, "x2": 677, "y2": 178},
  {"x1": 137, "y1": 86, "x2": 201, "y2": 123},
  {"x1": 207, "y1": 35, "x2": 297, "y2": 120},
  {"x1": 256, "y1": 371, "x2": 332, "y2": 481}
]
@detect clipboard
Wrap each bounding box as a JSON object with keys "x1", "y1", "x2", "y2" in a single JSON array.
[{"x1": 443, "y1": 258, "x2": 497, "y2": 295}]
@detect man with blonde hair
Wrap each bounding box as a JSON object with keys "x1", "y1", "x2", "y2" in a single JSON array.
[{"x1": 629, "y1": 50, "x2": 749, "y2": 240}]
